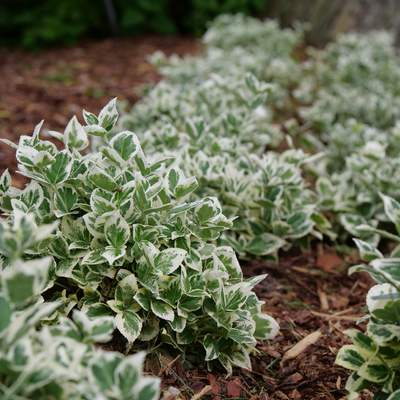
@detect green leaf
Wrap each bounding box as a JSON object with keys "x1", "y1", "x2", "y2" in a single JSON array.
[
  {"x1": 228, "y1": 328, "x2": 256, "y2": 344},
  {"x1": 246, "y1": 233, "x2": 286, "y2": 256},
  {"x1": 179, "y1": 296, "x2": 202, "y2": 311},
  {"x1": 0, "y1": 169, "x2": 11, "y2": 193},
  {"x1": 151, "y1": 300, "x2": 174, "y2": 321},
  {"x1": 215, "y1": 246, "x2": 242, "y2": 280},
  {"x1": 64, "y1": 115, "x2": 89, "y2": 151},
  {"x1": 45, "y1": 150, "x2": 72, "y2": 184},
  {"x1": 195, "y1": 200, "x2": 218, "y2": 222},
  {"x1": 102, "y1": 246, "x2": 126, "y2": 264},
  {"x1": 56, "y1": 258, "x2": 78, "y2": 278},
  {"x1": 20, "y1": 182, "x2": 43, "y2": 212},
  {"x1": 115, "y1": 310, "x2": 142, "y2": 342},
  {"x1": 84, "y1": 124, "x2": 108, "y2": 137},
  {"x1": 204, "y1": 334, "x2": 220, "y2": 361},
  {"x1": 33, "y1": 151, "x2": 56, "y2": 169},
  {"x1": 176, "y1": 326, "x2": 196, "y2": 344},
  {"x1": 136, "y1": 377, "x2": 161, "y2": 400},
  {"x1": 98, "y1": 98, "x2": 118, "y2": 131},
  {"x1": 89, "y1": 167, "x2": 117, "y2": 191},
  {"x1": 114, "y1": 352, "x2": 145, "y2": 396},
  {"x1": 53, "y1": 186, "x2": 78, "y2": 217},
  {"x1": 175, "y1": 177, "x2": 198, "y2": 200},
  {"x1": 335, "y1": 345, "x2": 366, "y2": 370},
  {"x1": 88, "y1": 352, "x2": 122, "y2": 393},
  {"x1": 86, "y1": 303, "x2": 114, "y2": 319},
  {"x1": 72, "y1": 310, "x2": 115, "y2": 344},
  {"x1": 253, "y1": 314, "x2": 280, "y2": 339},
  {"x1": 344, "y1": 329, "x2": 377, "y2": 357},
  {"x1": 2, "y1": 257, "x2": 51, "y2": 305},
  {"x1": 83, "y1": 109, "x2": 99, "y2": 125},
  {"x1": 226, "y1": 348, "x2": 252, "y2": 370},
  {"x1": 166, "y1": 278, "x2": 183, "y2": 305},
  {"x1": 104, "y1": 210, "x2": 130, "y2": 248},
  {"x1": 115, "y1": 274, "x2": 138, "y2": 306},
  {"x1": 154, "y1": 248, "x2": 186, "y2": 276},
  {"x1": 0, "y1": 295, "x2": 12, "y2": 334},
  {"x1": 168, "y1": 168, "x2": 180, "y2": 193},
  {"x1": 169, "y1": 314, "x2": 186, "y2": 333},
  {"x1": 353, "y1": 239, "x2": 383, "y2": 262},
  {"x1": 110, "y1": 131, "x2": 140, "y2": 161},
  {"x1": 358, "y1": 359, "x2": 391, "y2": 383},
  {"x1": 370, "y1": 258, "x2": 400, "y2": 283}
]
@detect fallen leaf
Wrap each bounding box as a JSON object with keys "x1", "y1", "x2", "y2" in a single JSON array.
[
  {"x1": 275, "y1": 390, "x2": 290, "y2": 400},
  {"x1": 317, "y1": 253, "x2": 343, "y2": 272},
  {"x1": 208, "y1": 374, "x2": 221, "y2": 394},
  {"x1": 190, "y1": 381, "x2": 204, "y2": 393},
  {"x1": 288, "y1": 372, "x2": 303, "y2": 383},
  {"x1": 226, "y1": 380, "x2": 241, "y2": 397},
  {"x1": 282, "y1": 330, "x2": 321, "y2": 363}
]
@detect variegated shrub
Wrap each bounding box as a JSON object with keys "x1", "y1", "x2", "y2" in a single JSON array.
[
  {"x1": 0, "y1": 212, "x2": 160, "y2": 400},
  {"x1": 0, "y1": 99, "x2": 279, "y2": 372},
  {"x1": 172, "y1": 144, "x2": 334, "y2": 260},
  {"x1": 336, "y1": 194, "x2": 400, "y2": 400}
]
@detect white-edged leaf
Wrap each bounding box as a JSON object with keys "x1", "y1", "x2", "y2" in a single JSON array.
[
  {"x1": 89, "y1": 166, "x2": 117, "y2": 191},
  {"x1": 246, "y1": 233, "x2": 286, "y2": 256},
  {"x1": 115, "y1": 310, "x2": 142, "y2": 342},
  {"x1": 64, "y1": 115, "x2": 89, "y2": 151},
  {"x1": 154, "y1": 248, "x2": 186, "y2": 276},
  {"x1": 110, "y1": 131, "x2": 141, "y2": 161},
  {"x1": 104, "y1": 210, "x2": 130, "y2": 248},
  {"x1": 98, "y1": 98, "x2": 118, "y2": 131},
  {"x1": 151, "y1": 300, "x2": 174, "y2": 321},
  {"x1": 204, "y1": 333, "x2": 219, "y2": 361}
]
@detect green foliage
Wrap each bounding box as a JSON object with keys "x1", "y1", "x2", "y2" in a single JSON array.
[
  {"x1": 0, "y1": 98, "x2": 279, "y2": 372},
  {"x1": 118, "y1": 14, "x2": 400, "y2": 247},
  {"x1": 0, "y1": 0, "x2": 105, "y2": 51},
  {"x1": 118, "y1": 15, "x2": 331, "y2": 258},
  {"x1": 336, "y1": 196, "x2": 400, "y2": 400},
  {"x1": 0, "y1": 216, "x2": 160, "y2": 400},
  {"x1": 0, "y1": 0, "x2": 269, "y2": 50}
]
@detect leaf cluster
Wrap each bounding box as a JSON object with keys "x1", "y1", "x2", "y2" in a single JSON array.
[
  {"x1": 0, "y1": 216, "x2": 159, "y2": 400},
  {"x1": 0, "y1": 98, "x2": 279, "y2": 373}
]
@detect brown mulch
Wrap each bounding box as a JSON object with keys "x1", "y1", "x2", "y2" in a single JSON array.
[{"x1": 0, "y1": 36, "x2": 375, "y2": 399}]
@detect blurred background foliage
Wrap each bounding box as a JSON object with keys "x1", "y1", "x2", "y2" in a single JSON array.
[{"x1": 0, "y1": 0, "x2": 268, "y2": 51}]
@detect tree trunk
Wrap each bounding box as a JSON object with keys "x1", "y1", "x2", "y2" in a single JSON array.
[{"x1": 263, "y1": 0, "x2": 400, "y2": 46}]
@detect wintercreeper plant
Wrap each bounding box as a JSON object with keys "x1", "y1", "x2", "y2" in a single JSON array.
[
  {"x1": 336, "y1": 194, "x2": 400, "y2": 399},
  {"x1": 0, "y1": 98, "x2": 279, "y2": 372},
  {"x1": 0, "y1": 211, "x2": 160, "y2": 400}
]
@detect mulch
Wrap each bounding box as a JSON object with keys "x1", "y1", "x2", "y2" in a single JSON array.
[{"x1": 0, "y1": 35, "x2": 375, "y2": 399}]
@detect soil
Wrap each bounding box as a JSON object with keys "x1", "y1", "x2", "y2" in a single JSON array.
[{"x1": 0, "y1": 36, "x2": 376, "y2": 399}]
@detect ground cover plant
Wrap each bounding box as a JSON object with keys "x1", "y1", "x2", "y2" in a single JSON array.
[
  {"x1": 336, "y1": 195, "x2": 400, "y2": 399},
  {"x1": 2, "y1": 11, "x2": 400, "y2": 400},
  {"x1": 0, "y1": 99, "x2": 279, "y2": 375},
  {"x1": 0, "y1": 211, "x2": 160, "y2": 400}
]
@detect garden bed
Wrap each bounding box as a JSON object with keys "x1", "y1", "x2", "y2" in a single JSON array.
[{"x1": 0, "y1": 33, "x2": 377, "y2": 399}]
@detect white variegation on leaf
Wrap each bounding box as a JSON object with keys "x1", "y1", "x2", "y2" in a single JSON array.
[{"x1": 64, "y1": 116, "x2": 89, "y2": 151}]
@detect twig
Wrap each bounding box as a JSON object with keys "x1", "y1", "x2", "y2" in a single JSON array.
[
  {"x1": 157, "y1": 353, "x2": 182, "y2": 377},
  {"x1": 311, "y1": 311, "x2": 362, "y2": 322},
  {"x1": 318, "y1": 381, "x2": 336, "y2": 400}
]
